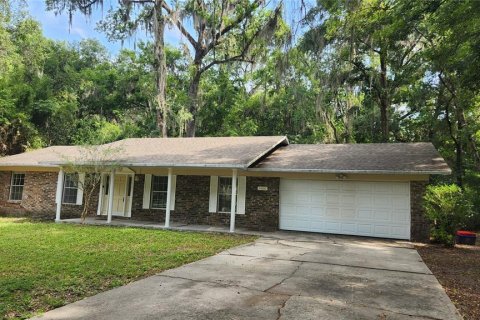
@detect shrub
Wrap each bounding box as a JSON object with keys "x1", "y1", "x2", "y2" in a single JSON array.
[{"x1": 423, "y1": 184, "x2": 473, "y2": 246}]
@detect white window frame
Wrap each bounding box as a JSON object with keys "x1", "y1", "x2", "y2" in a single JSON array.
[
  {"x1": 150, "y1": 175, "x2": 168, "y2": 209},
  {"x1": 217, "y1": 176, "x2": 238, "y2": 213},
  {"x1": 62, "y1": 173, "x2": 79, "y2": 205},
  {"x1": 9, "y1": 172, "x2": 25, "y2": 201}
]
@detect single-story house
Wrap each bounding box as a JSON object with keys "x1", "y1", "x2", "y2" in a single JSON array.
[{"x1": 0, "y1": 136, "x2": 450, "y2": 241}]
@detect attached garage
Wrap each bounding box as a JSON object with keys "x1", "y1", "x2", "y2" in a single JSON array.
[
  {"x1": 253, "y1": 143, "x2": 451, "y2": 241},
  {"x1": 279, "y1": 179, "x2": 411, "y2": 239}
]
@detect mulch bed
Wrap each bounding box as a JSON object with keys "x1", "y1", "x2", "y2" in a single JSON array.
[{"x1": 416, "y1": 236, "x2": 480, "y2": 320}]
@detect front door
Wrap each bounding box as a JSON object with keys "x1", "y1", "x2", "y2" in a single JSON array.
[
  {"x1": 112, "y1": 175, "x2": 127, "y2": 215},
  {"x1": 99, "y1": 173, "x2": 133, "y2": 217}
]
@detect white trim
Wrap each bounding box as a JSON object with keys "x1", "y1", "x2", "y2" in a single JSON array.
[
  {"x1": 55, "y1": 170, "x2": 64, "y2": 204},
  {"x1": 209, "y1": 176, "x2": 218, "y2": 213},
  {"x1": 170, "y1": 175, "x2": 176, "y2": 210},
  {"x1": 236, "y1": 176, "x2": 246, "y2": 214},
  {"x1": 55, "y1": 169, "x2": 64, "y2": 221},
  {"x1": 97, "y1": 174, "x2": 105, "y2": 215},
  {"x1": 247, "y1": 167, "x2": 451, "y2": 175},
  {"x1": 76, "y1": 173, "x2": 85, "y2": 205},
  {"x1": 230, "y1": 170, "x2": 238, "y2": 233},
  {"x1": 165, "y1": 168, "x2": 172, "y2": 228},
  {"x1": 142, "y1": 174, "x2": 152, "y2": 209},
  {"x1": 9, "y1": 172, "x2": 25, "y2": 201},
  {"x1": 107, "y1": 170, "x2": 115, "y2": 223}
]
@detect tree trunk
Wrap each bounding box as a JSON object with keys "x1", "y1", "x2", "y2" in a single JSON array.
[
  {"x1": 379, "y1": 51, "x2": 389, "y2": 142},
  {"x1": 153, "y1": 0, "x2": 167, "y2": 137},
  {"x1": 454, "y1": 140, "x2": 464, "y2": 187},
  {"x1": 186, "y1": 65, "x2": 202, "y2": 137}
]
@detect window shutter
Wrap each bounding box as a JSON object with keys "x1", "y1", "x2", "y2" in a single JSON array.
[
  {"x1": 170, "y1": 175, "x2": 177, "y2": 210},
  {"x1": 76, "y1": 173, "x2": 85, "y2": 205},
  {"x1": 236, "y1": 176, "x2": 246, "y2": 214},
  {"x1": 142, "y1": 174, "x2": 152, "y2": 209},
  {"x1": 209, "y1": 176, "x2": 218, "y2": 213}
]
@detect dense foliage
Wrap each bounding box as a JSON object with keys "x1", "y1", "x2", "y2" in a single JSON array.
[
  {"x1": 424, "y1": 184, "x2": 473, "y2": 246},
  {"x1": 0, "y1": 1, "x2": 479, "y2": 228}
]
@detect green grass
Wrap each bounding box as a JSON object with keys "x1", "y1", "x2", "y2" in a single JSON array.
[{"x1": 0, "y1": 218, "x2": 256, "y2": 319}]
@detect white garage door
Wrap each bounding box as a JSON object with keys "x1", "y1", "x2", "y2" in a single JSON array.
[{"x1": 279, "y1": 179, "x2": 411, "y2": 239}]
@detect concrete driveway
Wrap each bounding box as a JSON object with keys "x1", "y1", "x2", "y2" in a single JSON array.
[{"x1": 34, "y1": 232, "x2": 461, "y2": 320}]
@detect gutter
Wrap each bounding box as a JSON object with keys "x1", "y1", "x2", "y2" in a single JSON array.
[
  {"x1": 247, "y1": 167, "x2": 452, "y2": 175},
  {"x1": 39, "y1": 161, "x2": 247, "y2": 170}
]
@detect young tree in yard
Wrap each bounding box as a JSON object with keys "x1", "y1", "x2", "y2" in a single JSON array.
[{"x1": 62, "y1": 144, "x2": 122, "y2": 222}]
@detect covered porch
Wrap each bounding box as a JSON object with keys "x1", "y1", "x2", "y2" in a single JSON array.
[
  {"x1": 55, "y1": 166, "x2": 243, "y2": 232},
  {"x1": 58, "y1": 217, "x2": 255, "y2": 235}
]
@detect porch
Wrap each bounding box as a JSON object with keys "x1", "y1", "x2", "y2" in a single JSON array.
[
  {"x1": 58, "y1": 217, "x2": 255, "y2": 235},
  {"x1": 55, "y1": 166, "x2": 245, "y2": 232}
]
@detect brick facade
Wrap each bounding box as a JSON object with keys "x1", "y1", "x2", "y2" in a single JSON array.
[
  {"x1": 410, "y1": 181, "x2": 429, "y2": 242},
  {"x1": 0, "y1": 170, "x2": 430, "y2": 241},
  {"x1": 129, "y1": 175, "x2": 280, "y2": 231},
  {"x1": 0, "y1": 171, "x2": 95, "y2": 219}
]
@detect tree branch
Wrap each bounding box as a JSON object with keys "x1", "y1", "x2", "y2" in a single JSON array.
[
  {"x1": 199, "y1": 4, "x2": 281, "y2": 74},
  {"x1": 205, "y1": 0, "x2": 264, "y2": 53},
  {"x1": 161, "y1": 1, "x2": 198, "y2": 49}
]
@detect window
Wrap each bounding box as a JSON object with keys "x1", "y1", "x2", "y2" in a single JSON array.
[
  {"x1": 63, "y1": 173, "x2": 78, "y2": 204},
  {"x1": 105, "y1": 175, "x2": 110, "y2": 195},
  {"x1": 127, "y1": 176, "x2": 132, "y2": 197},
  {"x1": 151, "y1": 176, "x2": 168, "y2": 209},
  {"x1": 9, "y1": 173, "x2": 25, "y2": 201},
  {"x1": 218, "y1": 177, "x2": 237, "y2": 213}
]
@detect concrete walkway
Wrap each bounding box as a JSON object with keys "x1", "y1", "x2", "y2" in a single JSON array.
[{"x1": 33, "y1": 233, "x2": 461, "y2": 320}]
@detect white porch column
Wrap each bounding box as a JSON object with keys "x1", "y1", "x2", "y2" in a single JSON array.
[
  {"x1": 55, "y1": 169, "x2": 64, "y2": 222},
  {"x1": 107, "y1": 169, "x2": 115, "y2": 224},
  {"x1": 165, "y1": 168, "x2": 173, "y2": 228},
  {"x1": 230, "y1": 169, "x2": 238, "y2": 233}
]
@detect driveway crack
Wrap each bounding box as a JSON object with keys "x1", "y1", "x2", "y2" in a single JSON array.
[
  {"x1": 155, "y1": 274, "x2": 290, "y2": 298},
  {"x1": 275, "y1": 295, "x2": 291, "y2": 320},
  {"x1": 264, "y1": 262, "x2": 303, "y2": 293}
]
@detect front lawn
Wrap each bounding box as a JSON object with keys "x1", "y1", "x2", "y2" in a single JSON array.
[
  {"x1": 417, "y1": 238, "x2": 480, "y2": 320},
  {"x1": 0, "y1": 218, "x2": 256, "y2": 319}
]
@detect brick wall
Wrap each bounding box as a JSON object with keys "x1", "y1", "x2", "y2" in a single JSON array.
[
  {"x1": 0, "y1": 170, "x2": 430, "y2": 240},
  {"x1": 130, "y1": 174, "x2": 166, "y2": 222},
  {"x1": 130, "y1": 175, "x2": 280, "y2": 231},
  {"x1": 410, "y1": 181, "x2": 429, "y2": 242},
  {"x1": 0, "y1": 171, "x2": 95, "y2": 219}
]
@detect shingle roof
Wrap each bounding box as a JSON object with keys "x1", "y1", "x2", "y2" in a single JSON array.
[
  {"x1": 0, "y1": 136, "x2": 288, "y2": 169},
  {"x1": 0, "y1": 138, "x2": 451, "y2": 175},
  {"x1": 0, "y1": 146, "x2": 82, "y2": 167},
  {"x1": 252, "y1": 143, "x2": 451, "y2": 175}
]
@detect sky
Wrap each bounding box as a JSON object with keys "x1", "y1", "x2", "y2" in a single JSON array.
[
  {"x1": 25, "y1": 0, "x2": 311, "y2": 56},
  {"x1": 26, "y1": 0, "x2": 182, "y2": 54}
]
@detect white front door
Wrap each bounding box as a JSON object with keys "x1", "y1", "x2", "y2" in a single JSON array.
[
  {"x1": 279, "y1": 179, "x2": 411, "y2": 240},
  {"x1": 100, "y1": 174, "x2": 133, "y2": 217},
  {"x1": 112, "y1": 175, "x2": 127, "y2": 215}
]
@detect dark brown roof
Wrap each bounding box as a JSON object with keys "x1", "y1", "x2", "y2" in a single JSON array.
[{"x1": 253, "y1": 143, "x2": 451, "y2": 174}]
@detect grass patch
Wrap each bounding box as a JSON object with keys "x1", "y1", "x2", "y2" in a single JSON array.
[{"x1": 0, "y1": 218, "x2": 256, "y2": 319}]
